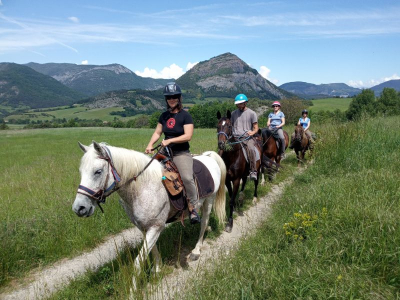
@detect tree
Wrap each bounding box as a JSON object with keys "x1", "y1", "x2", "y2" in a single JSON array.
[
  {"x1": 346, "y1": 89, "x2": 376, "y2": 120},
  {"x1": 378, "y1": 88, "x2": 400, "y2": 116},
  {"x1": 0, "y1": 121, "x2": 9, "y2": 130}
]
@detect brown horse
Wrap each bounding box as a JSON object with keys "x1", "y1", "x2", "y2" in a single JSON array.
[
  {"x1": 292, "y1": 125, "x2": 310, "y2": 167},
  {"x1": 261, "y1": 128, "x2": 289, "y2": 182},
  {"x1": 217, "y1": 110, "x2": 262, "y2": 233}
]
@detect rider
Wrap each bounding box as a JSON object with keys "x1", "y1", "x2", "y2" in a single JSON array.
[
  {"x1": 266, "y1": 101, "x2": 286, "y2": 158},
  {"x1": 145, "y1": 82, "x2": 200, "y2": 224},
  {"x1": 289, "y1": 109, "x2": 315, "y2": 149},
  {"x1": 230, "y1": 94, "x2": 260, "y2": 181}
]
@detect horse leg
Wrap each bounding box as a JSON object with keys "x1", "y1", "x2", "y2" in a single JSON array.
[
  {"x1": 238, "y1": 176, "x2": 247, "y2": 203},
  {"x1": 189, "y1": 198, "x2": 213, "y2": 261},
  {"x1": 151, "y1": 244, "x2": 162, "y2": 274},
  {"x1": 131, "y1": 225, "x2": 163, "y2": 291},
  {"x1": 260, "y1": 165, "x2": 266, "y2": 186},
  {"x1": 225, "y1": 178, "x2": 240, "y2": 233},
  {"x1": 253, "y1": 173, "x2": 259, "y2": 205}
]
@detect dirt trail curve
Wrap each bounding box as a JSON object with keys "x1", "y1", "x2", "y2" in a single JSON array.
[{"x1": 1, "y1": 160, "x2": 309, "y2": 300}]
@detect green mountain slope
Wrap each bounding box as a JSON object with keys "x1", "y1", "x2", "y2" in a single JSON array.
[
  {"x1": 0, "y1": 63, "x2": 85, "y2": 109},
  {"x1": 280, "y1": 81, "x2": 361, "y2": 99},
  {"x1": 26, "y1": 62, "x2": 171, "y2": 96}
]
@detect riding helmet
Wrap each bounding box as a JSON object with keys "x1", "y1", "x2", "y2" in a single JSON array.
[
  {"x1": 234, "y1": 94, "x2": 248, "y2": 104},
  {"x1": 302, "y1": 109, "x2": 308, "y2": 114},
  {"x1": 272, "y1": 101, "x2": 281, "y2": 107},
  {"x1": 163, "y1": 82, "x2": 182, "y2": 96}
]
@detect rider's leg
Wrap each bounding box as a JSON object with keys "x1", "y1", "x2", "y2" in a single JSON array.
[
  {"x1": 173, "y1": 152, "x2": 200, "y2": 223},
  {"x1": 246, "y1": 139, "x2": 258, "y2": 180},
  {"x1": 277, "y1": 129, "x2": 285, "y2": 155}
]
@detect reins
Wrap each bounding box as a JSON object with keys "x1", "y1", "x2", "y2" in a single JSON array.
[{"x1": 132, "y1": 144, "x2": 164, "y2": 181}]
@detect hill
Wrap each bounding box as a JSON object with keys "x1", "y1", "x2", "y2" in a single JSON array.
[
  {"x1": 25, "y1": 62, "x2": 171, "y2": 96},
  {"x1": 176, "y1": 53, "x2": 294, "y2": 100},
  {"x1": 0, "y1": 63, "x2": 85, "y2": 109},
  {"x1": 280, "y1": 81, "x2": 361, "y2": 99},
  {"x1": 370, "y1": 79, "x2": 400, "y2": 96}
]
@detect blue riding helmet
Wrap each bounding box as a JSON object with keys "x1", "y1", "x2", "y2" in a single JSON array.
[{"x1": 234, "y1": 94, "x2": 248, "y2": 104}]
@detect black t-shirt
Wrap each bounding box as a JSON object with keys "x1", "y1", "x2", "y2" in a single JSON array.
[{"x1": 158, "y1": 110, "x2": 194, "y2": 152}]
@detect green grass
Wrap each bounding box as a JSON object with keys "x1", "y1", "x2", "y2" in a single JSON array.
[
  {"x1": 179, "y1": 116, "x2": 400, "y2": 299},
  {"x1": 4, "y1": 105, "x2": 136, "y2": 122},
  {"x1": 310, "y1": 97, "x2": 352, "y2": 112}
]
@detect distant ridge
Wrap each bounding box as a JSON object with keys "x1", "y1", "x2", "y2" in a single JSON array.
[
  {"x1": 25, "y1": 62, "x2": 171, "y2": 96},
  {"x1": 370, "y1": 79, "x2": 400, "y2": 96},
  {"x1": 0, "y1": 63, "x2": 84, "y2": 108},
  {"x1": 279, "y1": 81, "x2": 361, "y2": 99},
  {"x1": 177, "y1": 53, "x2": 295, "y2": 100}
]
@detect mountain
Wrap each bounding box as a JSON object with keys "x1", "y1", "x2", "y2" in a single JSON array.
[
  {"x1": 370, "y1": 79, "x2": 400, "y2": 96},
  {"x1": 280, "y1": 81, "x2": 361, "y2": 99},
  {"x1": 25, "y1": 62, "x2": 171, "y2": 96},
  {"x1": 0, "y1": 63, "x2": 85, "y2": 109},
  {"x1": 176, "y1": 53, "x2": 294, "y2": 100}
]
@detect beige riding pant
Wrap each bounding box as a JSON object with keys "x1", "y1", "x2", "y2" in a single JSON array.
[{"x1": 173, "y1": 151, "x2": 198, "y2": 209}]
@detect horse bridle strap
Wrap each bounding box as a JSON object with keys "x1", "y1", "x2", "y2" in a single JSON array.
[
  {"x1": 132, "y1": 144, "x2": 164, "y2": 181},
  {"x1": 77, "y1": 145, "x2": 121, "y2": 213}
]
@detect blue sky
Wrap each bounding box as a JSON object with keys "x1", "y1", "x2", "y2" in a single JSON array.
[{"x1": 0, "y1": 0, "x2": 399, "y2": 88}]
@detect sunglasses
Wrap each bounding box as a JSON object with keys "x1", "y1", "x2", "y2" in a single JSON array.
[
  {"x1": 166, "y1": 95, "x2": 179, "y2": 100},
  {"x1": 272, "y1": 105, "x2": 280, "y2": 107}
]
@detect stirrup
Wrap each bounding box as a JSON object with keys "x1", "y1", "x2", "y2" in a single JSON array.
[{"x1": 190, "y1": 209, "x2": 201, "y2": 224}]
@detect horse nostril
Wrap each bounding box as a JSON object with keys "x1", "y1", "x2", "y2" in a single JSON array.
[{"x1": 78, "y1": 206, "x2": 87, "y2": 215}]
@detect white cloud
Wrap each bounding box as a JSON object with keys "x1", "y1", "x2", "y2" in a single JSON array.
[
  {"x1": 186, "y1": 61, "x2": 198, "y2": 71},
  {"x1": 135, "y1": 63, "x2": 184, "y2": 79},
  {"x1": 81, "y1": 60, "x2": 88, "y2": 65},
  {"x1": 68, "y1": 17, "x2": 79, "y2": 23},
  {"x1": 348, "y1": 74, "x2": 400, "y2": 88},
  {"x1": 259, "y1": 66, "x2": 279, "y2": 85},
  {"x1": 0, "y1": 1, "x2": 3, "y2": 6}
]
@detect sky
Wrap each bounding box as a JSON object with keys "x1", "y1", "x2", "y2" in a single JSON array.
[{"x1": 0, "y1": 0, "x2": 399, "y2": 88}]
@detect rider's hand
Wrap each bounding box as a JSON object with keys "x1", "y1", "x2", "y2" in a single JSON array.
[
  {"x1": 145, "y1": 145, "x2": 153, "y2": 154},
  {"x1": 161, "y1": 139, "x2": 171, "y2": 147}
]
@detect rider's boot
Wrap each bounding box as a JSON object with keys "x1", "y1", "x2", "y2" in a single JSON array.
[
  {"x1": 188, "y1": 202, "x2": 201, "y2": 224},
  {"x1": 248, "y1": 148, "x2": 258, "y2": 181}
]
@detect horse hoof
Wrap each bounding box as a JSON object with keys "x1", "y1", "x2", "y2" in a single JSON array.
[
  {"x1": 189, "y1": 253, "x2": 200, "y2": 261},
  {"x1": 237, "y1": 211, "x2": 244, "y2": 217},
  {"x1": 238, "y1": 192, "x2": 245, "y2": 201},
  {"x1": 225, "y1": 225, "x2": 232, "y2": 233}
]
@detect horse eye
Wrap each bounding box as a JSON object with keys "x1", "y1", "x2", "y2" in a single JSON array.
[{"x1": 94, "y1": 169, "x2": 102, "y2": 175}]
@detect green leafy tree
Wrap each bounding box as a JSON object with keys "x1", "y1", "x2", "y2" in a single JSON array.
[
  {"x1": 149, "y1": 111, "x2": 162, "y2": 128},
  {"x1": 377, "y1": 88, "x2": 400, "y2": 116},
  {"x1": 346, "y1": 89, "x2": 376, "y2": 120},
  {"x1": 0, "y1": 121, "x2": 9, "y2": 130}
]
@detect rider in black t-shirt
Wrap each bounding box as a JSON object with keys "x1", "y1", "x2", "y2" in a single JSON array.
[{"x1": 145, "y1": 83, "x2": 200, "y2": 224}]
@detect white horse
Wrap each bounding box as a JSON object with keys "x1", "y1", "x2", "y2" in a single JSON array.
[{"x1": 72, "y1": 141, "x2": 226, "y2": 288}]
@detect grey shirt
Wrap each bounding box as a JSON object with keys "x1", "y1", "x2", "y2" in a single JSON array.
[{"x1": 231, "y1": 108, "x2": 258, "y2": 137}]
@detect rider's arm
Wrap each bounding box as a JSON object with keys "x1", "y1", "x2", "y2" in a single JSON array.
[
  {"x1": 145, "y1": 123, "x2": 163, "y2": 153},
  {"x1": 305, "y1": 120, "x2": 310, "y2": 131},
  {"x1": 277, "y1": 117, "x2": 285, "y2": 128},
  {"x1": 248, "y1": 122, "x2": 259, "y2": 136},
  {"x1": 162, "y1": 124, "x2": 193, "y2": 147},
  {"x1": 297, "y1": 119, "x2": 301, "y2": 126},
  {"x1": 267, "y1": 118, "x2": 271, "y2": 127}
]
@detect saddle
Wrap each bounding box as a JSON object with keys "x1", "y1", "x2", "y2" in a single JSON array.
[{"x1": 155, "y1": 153, "x2": 214, "y2": 224}]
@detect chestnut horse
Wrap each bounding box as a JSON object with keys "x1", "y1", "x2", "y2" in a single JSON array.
[
  {"x1": 293, "y1": 124, "x2": 310, "y2": 167},
  {"x1": 217, "y1": 111, "x2": 262, "y2": 233},
  {"x1": 261, "y1": 128, "x2": 289, "y2": 182}
]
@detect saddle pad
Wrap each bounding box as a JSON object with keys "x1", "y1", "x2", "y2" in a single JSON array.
[{"x1": 193, "y1": 159, "x2": 215, "y2": 198}]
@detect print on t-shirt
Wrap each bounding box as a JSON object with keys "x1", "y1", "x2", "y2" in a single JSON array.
[{"x1": 167, "y1": 118, "x2": 176, "y2": 129}]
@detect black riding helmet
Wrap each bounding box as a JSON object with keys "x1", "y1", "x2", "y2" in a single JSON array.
[
  {"x1": 163, "y1": 82, "x2": 182, "y2": 96},
  {"x1": 302, "y1": 109, "x2": 308, "y2": 114}
]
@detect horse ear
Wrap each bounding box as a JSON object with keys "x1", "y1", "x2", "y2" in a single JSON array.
[
  {"x1": 217, "y1": 111, "x2": 221, "y2": 120},
  {"x1": 78, "y1": 142, "x2": 89, "y2": 153},
  {"x1": 227, "y1": 110, "x2": 231, "y2": 119},
  {"x1": 92, "y1": 141, "x2": 107, "y2": 157}
]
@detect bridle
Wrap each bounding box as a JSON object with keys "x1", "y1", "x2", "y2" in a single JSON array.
[{"x1": 77, "y1": 146, "x2": 121, "y2": 213}]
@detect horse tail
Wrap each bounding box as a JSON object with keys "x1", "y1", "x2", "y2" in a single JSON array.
[{"x1": 203, "y1": 151, "x2": 227, "y2": 225}]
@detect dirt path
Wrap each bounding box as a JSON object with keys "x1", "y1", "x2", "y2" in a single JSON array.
[{"x1": 1, "y1": 158, "x2": 309, "y2": 300}]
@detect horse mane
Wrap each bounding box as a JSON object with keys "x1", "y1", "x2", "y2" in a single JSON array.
[{"x1": 85, "y1": 143, "x2": 163, "y2": 190}]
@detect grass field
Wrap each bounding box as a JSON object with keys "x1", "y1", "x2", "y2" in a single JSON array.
[
  {"x1": 0, "y1": 127, "x2": 300, "y2": 291},
  {"x1": 310, "y1": 97, "x2": 352, "y2": 112},
  {"x1": 4, "y1": 105, "x2": 136, "y2": 122}
]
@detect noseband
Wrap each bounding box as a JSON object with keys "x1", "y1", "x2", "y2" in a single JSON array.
[{"x1": 77, "y1": 146, "x2": 121, "y2": 213}]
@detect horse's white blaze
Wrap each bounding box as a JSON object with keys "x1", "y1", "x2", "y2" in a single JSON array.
[
  {"x1": 73, "y1": 142, "x2": 226, "y2": 290},
  {"x1": 222, "y1": 121, "x2": 226, "y2": 126}
]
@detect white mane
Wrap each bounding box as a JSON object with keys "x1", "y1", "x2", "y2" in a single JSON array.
[{"x1": 83, "y1": 143, "x2": 163, "y2": 190}]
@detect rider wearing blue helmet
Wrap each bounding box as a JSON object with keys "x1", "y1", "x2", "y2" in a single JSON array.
[{"x1": 231, "y1": 94, "x2": 260, "y2": 181}]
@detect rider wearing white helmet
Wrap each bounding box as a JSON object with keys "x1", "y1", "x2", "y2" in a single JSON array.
[
  {"x1": 231, "y1": 94, "x2": 260, "y2": 181},
  {"x1": 267, "y1": 101, "x2": 286, "y2": 158},
  {"x1": 289, "y1": 109, "x2": 315, "y2": 150}
]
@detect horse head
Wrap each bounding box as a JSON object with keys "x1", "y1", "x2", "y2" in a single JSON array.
[
  {"x1": 294, "y1": 125, "x2": 304, "y2": 143},
  {"x1": 72, "y1": 141, "x2": 119, "y2": 217},
  {"x1": 216, "y1": 110, "x2": 232, "y2": 151}
]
